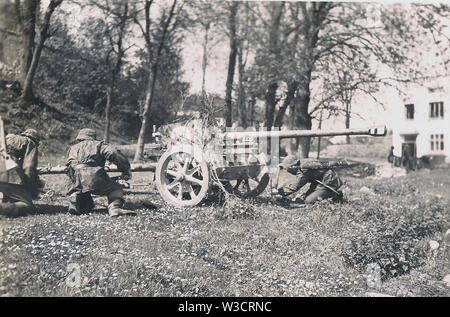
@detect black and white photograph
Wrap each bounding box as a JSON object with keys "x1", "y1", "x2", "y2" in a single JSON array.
[{"x1": 0, "y1": 0, "x2": 448, "y2": 301}]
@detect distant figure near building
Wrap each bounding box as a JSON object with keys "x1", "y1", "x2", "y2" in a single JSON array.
[
  {"x1": 276, "y1": 155, "x2": 343, "y2": 206},
  {"x1": 388, "y1": 146, "x2": 394, "y2": 163},
  {"x1": 65, "y1": 128, "x2": 135, "y2": 217},
  {"x1": 402, "y1": 146, "x2": 414, "y2": 172}
]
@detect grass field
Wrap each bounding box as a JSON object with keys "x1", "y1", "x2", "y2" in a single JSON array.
[{"x1": 0, "y1": 167, "x2": 448, "y2": 297}]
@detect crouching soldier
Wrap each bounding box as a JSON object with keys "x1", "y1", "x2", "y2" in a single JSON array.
[
  {"x1": 65, "y1": 128, "x2": 135, "y2": 217},
  {"x1": 276, "y1": 155, "x2": 343, "y2": 205},
  {"x1": 0, "y1": 129, "x2": 44, "y2": 217}
]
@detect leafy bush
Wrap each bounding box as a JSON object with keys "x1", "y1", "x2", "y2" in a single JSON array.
[{"x1": 341, "y1": 181, "x2": 447, "y2": 281}]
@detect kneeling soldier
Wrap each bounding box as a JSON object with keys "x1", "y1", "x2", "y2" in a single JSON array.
[
  {"x1": 65, "y1": 128, "x2": 135, "y2": 217},
  {"x1": 0, "y1": 129, "x2": 44, "y2": 217},
  {"x1": 276, "y1": 155, "x2": 343, "y2": 205}
]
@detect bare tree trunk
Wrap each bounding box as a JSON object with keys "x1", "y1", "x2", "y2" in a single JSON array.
[
  {"x1": 263, "y1": 2, "x2": 284, "y2": 131},
  {"x1": 20, "y1": 0, "x2": 38, "y2": 84},
  {"x1": 286, "y1": 96, "x2": 297, "y2": 155},
  {"x1": 296, "y1": 109, "x2": 312, "y2": 158},
  {"x1": 264, "y1": 82, "x2": 278, "y2": 130},
  {"x1": 104, "y1": 76, "x2": 117, "y2": 143},
  {"x1": 224, "y1": 2, "x2": 239, "y2": 127},
  {"x1": 345, "y1": 100, "x2": 351, "y2": 144},
  {"x1": 249, "y1": 94, "x2": 256, "y2": 126},
  {"x1": 237, "y1": 40, "x2": 247, "y2": 128},
  {"x1": 274, "y1": 81, "x2": 298, "y2": 158},
  {"x1": 14, "y1": 0, "x2": 23, "y2": 26},
  {"x1": 291, "y1": 2, "x2": 330, "y2": 158},
  {"x1": 317, "y1": 108, "x2": 323, "y2": 159},
  {"x1": 201, "y1": 23, "x2": 209, "y2": 96},
  {"x1": 295, "y1": 79, "x2": 312, "y2": 158},
  {"x1": 21, "y1": 0, "x2": 63, "y2": 102},
  {"x1": 134, "y1": 83, "x2": 151, "y2": 160},
  {"x1": 103, "y1": 0, "x2": 129, "y2": 143},
  {"x1": 134, "y1": 0, "x2": 177, "y2": 161},
  {"x1": 104, "y1": 89, "x2": 112, "y2": 142},
  {"x1": 274, "y1": 81, "x2": 298, "y2": 127}
]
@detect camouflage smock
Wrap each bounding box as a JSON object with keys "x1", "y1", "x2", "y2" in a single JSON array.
[
  {"x1": 65, "y1": 139, "x2": 130, "y2": 196},
  {"x1": 1, "y1": 134, "x2": 39, "y2": 188}
]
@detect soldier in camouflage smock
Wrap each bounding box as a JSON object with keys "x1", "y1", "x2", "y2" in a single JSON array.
[
  {"x1": 0, "y1": 129, "x2": 43, "y2": 217},
  {"x1": 65, "y1": 128, "x2": 135, "y2": 217},
  {"x1": 277, "y1": 155, "x2": 343, "y2": 205}
]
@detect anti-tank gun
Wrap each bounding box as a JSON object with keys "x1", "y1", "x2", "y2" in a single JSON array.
[
  {"x1": 153, "y1": 123, "x2": 386, "y2": 207},
  {"x1": 31, "y1": 116, "x2": 386, "y2": 207}
]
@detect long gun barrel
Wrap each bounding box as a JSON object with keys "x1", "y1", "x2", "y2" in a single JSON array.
[
  {"x1": 38, "y1": 162, "x2": 157, "y2": 175},
  {"x1": 223, "y1": 126, "x2": 386, "y2": 139}
]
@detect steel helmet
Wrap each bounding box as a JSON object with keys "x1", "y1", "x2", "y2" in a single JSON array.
[
  {"x1": 21, "y1": 129, "x2": 40, "y2": 144},
  {"x1": 76, "y1": 128, "x2": 97, "y2": 141}
]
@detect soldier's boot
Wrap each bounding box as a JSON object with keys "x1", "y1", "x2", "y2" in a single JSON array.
[
  {"x1": 0, "y1": 202, "x2": 31, "y2": 217},
  {"x1": 79, "y1": 193, "x2": 95, "y2": 213},
  {"x1": 68, "y1": 194, "x2": 82, "y2": 215},
  {"x1": 107, "y1": 188, "x2": 135, "y2": 217},
  {"x1": 108, "y1": 198, "x2": 136, "y2": 217},
  {"x1": 68, "y1": 193, "x2": 95, "y2": 215}
]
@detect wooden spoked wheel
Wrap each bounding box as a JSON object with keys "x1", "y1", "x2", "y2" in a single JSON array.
[
  {"x1": 156, "y1": 146, "x2": 209, "y2": 207},
  {"x1": 221, "y1": 165, "x2": 270, "y2": 198},
  {"x1": 222, "y1": 173, "x2": 270, "y2": 198}
]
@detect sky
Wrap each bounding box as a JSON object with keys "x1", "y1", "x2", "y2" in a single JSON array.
[{"x1": 181, "y1": 33, "x2": 228, "y2": 96}]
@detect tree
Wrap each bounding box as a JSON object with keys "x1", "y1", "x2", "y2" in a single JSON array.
[
  {"x1": 244, "y1": 2, "x2": 448, "y2": 157},
  {"x1": 244, "y1": 2, "x2": 302, "y2": 133},
  {"x1": 104, "y1": 1, "x2": 129, "y2": 142},
  {"x1": 235, "y1": 1, "x2": 257, "y2": 129},
  {"x1": 390, "y1": 3, "x2": 450, "y2": 80},
  {"x1": 185, "y1": 0, "x2": 222, "y2": 96},
  {"x1": 85, "y1": 0, "x2": 134, "y2": 142},
  {"x1": 19, "y1": 0, "x2": 63, "y2": 102},
  {"x1": 286, "y1": 2, "x2": 333, "y2": 157},
  {"x1": 262, "y1": 2, "x2": 284, "y2": 131},
  {"x1": 34, "y1": 1, "x2": 188, "y2": 143},
  {"x1": 224, "y1": 1, "x2": 239, "y2": 127},
  {"x1": 133, "y1": 0, "x2": 180, "y2": 161},
  {"x1": 314, "y1": 50, "x2": 380, "y2": 144},
  {"x1": 15, "y1": 0, "x2": 39, "y2": 84},
  {"x1": 244, "y1": 2, "x2": 308, "y2": 154},
  {"x1": 36, "y1": 17, "x2": 108, "y2": 110}
]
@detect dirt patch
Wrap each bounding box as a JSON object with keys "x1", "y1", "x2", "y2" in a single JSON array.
[{"x1": 371, "y1": 163, "x2": 407, "y2": 179}]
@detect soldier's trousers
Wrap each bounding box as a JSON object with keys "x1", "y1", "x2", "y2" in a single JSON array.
[
  {"x1": 0, "y1": 182, "x2": 33, "y2": 217},
  {"x1": 303, "y1": 185, "x2": 336, "y2": 204},
  {"x1": 278, "y1": 172, "x2": 339, "y2": 204},
  {"x1": 69, "y1": 188, "x2": 124, "y2": 214}
]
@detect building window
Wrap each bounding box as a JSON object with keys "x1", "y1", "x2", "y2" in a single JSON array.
[
  {"x1": 405, "y1": 104, "x2": 414, "y2": 119},
  {"x1": 430, "y1": 134, "x2": 444, "y2": 152},
  {"x1": 430, "y1": 102, "x2": 444, "y2": 118}
]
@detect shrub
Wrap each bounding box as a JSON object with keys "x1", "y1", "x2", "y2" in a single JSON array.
[{"x1": 340, "y1": 181, "x2": 447, "y2": 281}]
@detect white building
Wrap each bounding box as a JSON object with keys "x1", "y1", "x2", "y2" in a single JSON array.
[{"x1": 391, "y1": 77, "x2": 450, "y2": 163}]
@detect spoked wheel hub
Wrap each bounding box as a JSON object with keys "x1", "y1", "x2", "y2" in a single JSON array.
[{"x1": 156, "y1": 145, "x2": 209, "y2": 207}]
